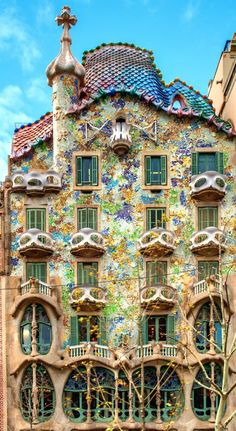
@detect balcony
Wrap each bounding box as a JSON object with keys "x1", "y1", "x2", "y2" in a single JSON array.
[
  {"x1": 135, "y1": 343, "x2": 177, "y2": 359},
  {"x1": 192, "y1": 277, "x2": 220, "y2": 297},
  {"x1": 190, "y1": 227, "x2": 226, "y2": 256},
  {"x1": 70, "y1": 286, "x2": 106, "y2": 310},
  {"x1": 111, "y1": 122, "x2": 131, "y2": 155},
  {"x1": 19, "y1": 228, "x2": 54, "y2": 257},
  {"x1": 10, "y1": 170, "x2": 62, "y2": 195},
  {"x1": 70, "y1": 228, "x2": 106, "y2": 257},
  {"x1": 140, "y1": 284, "x2": 177, "y2": 309},
  {"x1": 21, "y1": 278, "x2": 52, "y2": 297},
  {"x1": 138, "y1": 228, "x2": 175, "y2": 257},
  {"x1": 69, "y1": 343, "x2": 113, "y2": 360},
  {"x1": 190, "y1": 171, "x2": 226, "y2": 201}
]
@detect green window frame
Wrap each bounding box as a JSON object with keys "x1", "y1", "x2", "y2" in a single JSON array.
[
  {"x1": 198, "y1": 207, "x2": 218, "y2": 230},
  {"x1": 145, "y1": 155, "x2": 167, "y2": 186},
  {"x1": 26, "y1": 208, "x2": 46, "y2": 230},
  {"x1": 63, "y1": 366, "x2": 87, "y2": 422},
  {"x1": 198, "y1": 261, "x2": 219, "y2": 281},
  {"x1": 77, "y1": 207, "x2": 98, "y2": 230},
  {"x1": 146, "y1": 208, "x2": 166, "y2": 230},
  {"x1": 192, "y1": 363, "x2": 222, "y2": 420},
  {"x1": 146, "y1": 261, "x2": 167, "y2": 285},
  {"x1": 77, "y1": 262, "x2": 98, "y2": 286},
  {"x1": 76, "y1": 156, "x2": 98, "y2": 186},
  {"x1": 192, "y1": 152, "x2": 224, "y2": 175},
  {"x1": 70, "y1": 315, "x2": 106, "y2": 345},
  {"x1": 142, "y1": 314, "x2": 175, "y2": 344},
  {"x1": 26, "y1": 262, "x2": 47, "y2": 282}
]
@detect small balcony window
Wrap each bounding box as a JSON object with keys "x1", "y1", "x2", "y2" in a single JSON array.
[
  {"x1": 146, "y1": 208, "x2": 166, "y2": 230},
  {"x1": 142, "y1": 314, "x2": 175, "y2": 344},
  {"x1": 145, "y1": 155, "x2": 167, "y2": 186},
  {"x1": 26, "y1": 208, "x2": 46, "y2": 231},
  {"x1": 77, "y1": 262, "x2": 98, "y2": 286},
  {"x1": 198, "y1": 261, "x2": 219, "y2": 281},
  {"x1": 26, "y1": 262, "x2": 47, "y2": 283},
  {"x1": 76, "y1": 156, "x2": 98, "y2": 187},
  {"x1": 146, "y1": 261, "x2": 167, "y2": 285},
  {"x1": 77, "y1": 207, "x2": 98, "y2": 230},
  {"x1": 70, "y1": 315, "x2": 106, "y2": 345},
  {"x1": 198, "y1": 206, "x2": 218, "y2": 230},
  {"x1": 192, "y1": 152, "x2": 224, "y2": 175}
]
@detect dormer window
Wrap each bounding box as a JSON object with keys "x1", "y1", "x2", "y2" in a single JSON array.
[
  {"x1": 171, "y1": 95, "x2": 186, "y2": 110},
  {"x1": 111, "y1": 116, "x2": 131, "y2": 155}
]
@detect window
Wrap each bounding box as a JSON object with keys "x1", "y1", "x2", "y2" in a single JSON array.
[
  {"x1": 160, "y1": 366, "x2": 184, "y2": 422},
  {"x1": 192, "y1": 363, "x2": 222, "y2": 420},
  {"x1": 194, "y1": 303, "x2": 222, "y2": 353},
  {"x1": 77, "y1": 262, "x2": 98, "y2": 286},
  {"x1": 198, "y1": 206, "x2": 218, "y2": 230},
  {"x1": 132, "y1": 367, "x2": 157, "y2": 422},
  {"x1": 70, "y1": 315, "x2": 106, "y2": 345},
  {"x1": 145, "y1": 155, "x2": 167, "y2": 186},
  {"x1": 76, "y1": 155, "x2": 98, "y2": 187},
  {"x1": 26, "y1": 208, "x2": 46, "y2": 230},
  {"x1": 63, "y1": 366, "x2": 87, "y2": 422},
  {"x1": 198, "y1": 261, "x2": 219, "y2": 281},
  {"x1": 146, "y1": 261, "x2": 167, "y2": 285},
  {"x1": 77, "y1": 207, "x2": 98, "y2": 230},
  {"x1": 20, "y1": 304, "x2": 52, "y2": 355},
  {"x1": 146, "y1": 208, "x2": 166, "y2": 230},
  {"x1": 142, "y1": 314, "x2": 175, "y2": 344},
  {"x1": 91, "y1": 368, "x2": 115, "y2": 421},
  {"x1": 192, "y1": 152, "x2": 224, "y2": 175},
  {"x1": 20, "y1": 364, "x2": 55, "y2": 422},
  {"x1": 26, "y1": 262, "x2": 47, "y2": 282}
]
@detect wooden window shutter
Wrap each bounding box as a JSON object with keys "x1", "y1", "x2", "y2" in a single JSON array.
[
  {"x1": 77, "y1": 262, "x2": 83, "y2": 285},
  {"x1": 216, "y1": 152, "x2": 224, "y2": 174},
  {"x1": 76, "y1": 156, "x2": 82, "y2": 185},
  {"x1": 92, "y1": 156, "x2": 98, "y2": 186},
  {"x1": 141, "y1": 316, "x2": 148, "y2": 345},
  {"x1": 145, "y1": 156, "x2": 151, "y2": 185},
  {"x1": 99, "y1": 316, "x2": 107, "y2": 345},
  {"x1": 78, "y1": 208, "x2": 87, "y2": 230},
  {"x1": 70, "y1": 316, "x2": 79, "y2": 346},
  {"x1": 166, "y1": 315, "x2": 175, "y2": 344},
  {"x1": 91, "y1": 262, "x2": 98, "y2": 285},
  {"x1": 88, "y1": 208, "x2": 97, "y2": 230},
  {"x1": 160, "y1": 156, "x2": 167, "y2": 185},
  {"x1": 191, "y1": 152, "x2": 198, "y2": 175}
]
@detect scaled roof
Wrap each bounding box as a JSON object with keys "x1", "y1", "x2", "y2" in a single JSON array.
[{"x1": 12, "y1": 43, "x2": 235, "y2": 159}]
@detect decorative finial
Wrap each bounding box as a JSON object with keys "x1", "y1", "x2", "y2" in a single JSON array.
[{"x1": 46, "y1": 6, "x2": 85, "y2": 87}]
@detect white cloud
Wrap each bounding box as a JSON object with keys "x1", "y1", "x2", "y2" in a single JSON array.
[
  {"x1": 0, "y1": 84, "x2": 33, "y2": 180},
  {"x1": 0, "y1": 7, "x2": 41, "y2": 71},
  {"x1": 26, "y1": 78, "x2": 50, "y2": 104},
  {"x1": 182, "y1": 1, "x2": 200, "y2": 22},
  {"x1": 36, "y1": 1, "x2": 55, "y2": 25}
]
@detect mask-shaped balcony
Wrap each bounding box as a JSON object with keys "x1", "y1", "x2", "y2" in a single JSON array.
[
  {"x1": 138, "y1": 228, "x2": 175, "y2": 257},
  {"x1": 190, "y1": 227, "x2": 226, "y2": 256},
  {"x1": 140, "y1": 284, "x2": 177, "y2": 309},
  {"x1": 19, "y1": 229, "x2": 54, "y2": 257},
  {"x1": 111, "y1": 121, "x2": 131, "y2": 156},
  {"x1": 190, "y1": 171, "x2": 226, "y2": 201},
  {"x1": 70, "y1": 286, "x2": 106, "y2": 310},
  {"x1": 10, "y1": 170, "x2": 62, "y2": 195},
  {"x1": 70, "y1": 228, "x2": 106, "y2": 257}
]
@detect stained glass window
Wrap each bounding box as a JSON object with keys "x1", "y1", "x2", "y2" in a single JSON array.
[
  {"x1": 63, "y1": 366, "x2": 87, "y2": 422},
  {"x1": 192, "y1": 363, "x2": 222, "y2": 420}
]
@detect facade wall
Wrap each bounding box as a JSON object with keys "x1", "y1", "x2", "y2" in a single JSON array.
[{"x1": 4, "y1": 83, "x2": 236, "y2": 430}]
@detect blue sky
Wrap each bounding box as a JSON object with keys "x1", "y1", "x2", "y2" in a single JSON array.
[{"x1": 0, "y1": 0, "x2": 235, "y2": 179}]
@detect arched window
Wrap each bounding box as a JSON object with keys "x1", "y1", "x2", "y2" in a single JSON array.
[
  {"x1": 20, "y1": 304, "x2": 52, "y2": 355},
  {"x1": 63, "y1": 366, "x2": 87, "y2": 422},
  {"x1": 171, "y1": 95, "x2": 186, "y2": 110},
  {"x1": 91, "y1": 367, "x2": 115, "y2": 422},
  {"x1": 20, "y1": 364, "x2": 55, "y2": 422},
  {"x1": 132, "y1": 367, "x2": 157, "y2": 422},
  {"x1": 160, "y1": 366, "x2": 184, "y2": 422},
  {"x1": 194, "y1": 303, "x2": 222, "y2": 353},
  {"x1": 192, "y1": 363, "x2": 222, "y2": 420},
  {"x1": 118, "y1": 371, "x2": 129, "y2": 421}
]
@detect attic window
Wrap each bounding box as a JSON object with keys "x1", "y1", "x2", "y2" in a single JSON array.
[{"x1": 172, "y1": 95, "x2": 186, "y2": 110}]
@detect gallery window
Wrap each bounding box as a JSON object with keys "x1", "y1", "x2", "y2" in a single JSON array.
[
  {"x1": 194, "y1": 303, "x2": 222, "y2": 353},
  {"x1": 20, "y1": 304, "x2": 52, "y2": 355}
]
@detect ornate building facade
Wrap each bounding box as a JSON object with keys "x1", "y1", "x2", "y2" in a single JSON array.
[{"x1": 0, "y1": 6, "x2": 236, "y2": 431}]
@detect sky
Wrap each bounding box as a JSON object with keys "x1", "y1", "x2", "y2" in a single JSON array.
[{"x1": 0, "y1": 0, "x2": 235, "y2": 180}]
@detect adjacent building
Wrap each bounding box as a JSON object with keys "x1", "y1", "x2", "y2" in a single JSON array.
[{"x1": 0, "y1": 6, "x2": 236, "y2": 431}]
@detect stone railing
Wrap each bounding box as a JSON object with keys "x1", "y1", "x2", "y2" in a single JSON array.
[
  {"x1": 141, "y1": 284, "x2": 176, "y2": 307},
  {"x1": 136, "y1": 343, "x2": 177, "y2": 358},
  {"x1": 70, "y1": 228, "x2": 106, "y2": 257},
  {"x1": 190, "y1": 171, "x2": 226, "y2": 200},
  {"x1": 20, "y1": 279, "x2": 52, "y2": 297},
  {"x1": 190, "y1": 227, "x2": 226, "y2": 256},
  {"x1": 10, "y1": 170, "x2": 62, "y2": 194},
  {"x1": 70, "y1": 286, "x2": 106, "y2": 308},
  {"x1": 19, "y1": 229, "x2": 54, "y2": 257},
  {"x1": 193, "y1": 277, "x2": 220, "y2": 296},
  {"x1": 138, "y1": 228, "x2": 175, "y2": 257},
  {"x1": 69, "y1": 343, "x2": 112, "y2": 359}
]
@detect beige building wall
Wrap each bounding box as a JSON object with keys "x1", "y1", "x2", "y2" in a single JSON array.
[{"x1": 208, "y1": 33, "x2": 236, "y2": 129}]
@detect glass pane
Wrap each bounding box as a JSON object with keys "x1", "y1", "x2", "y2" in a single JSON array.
[
  {"x1": 147, "y1": 261, "x2": 167, "y2": 285},
  {"x1": 37, "y1": 324, "x2": 51, "y2": 354},
  {"x1": 147, "y1": 208, "x2": 166, "y2": 229},
  {"x1": 21, "y1": 324, "x2": 32, "y2": 354},
  {"x1": 198, "y1": 152, "x2": 216, "y2": 173},
  {"x1": 150, "y1": 157, "x2": 161, "y2": 185},
  {"x1": 82, "y1": 157, "x2": 92, "y2": 184},
  {"x1": 147, "y1": 317, "x2": 156, "y2": 341}
]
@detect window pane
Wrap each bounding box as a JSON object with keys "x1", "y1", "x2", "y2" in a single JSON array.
[
  {"x1": 146, "y1": 261, "x2": 167, "y2": 285},
  {"x1": 26, "y1": 263, "x2": 47, "y2": 282},
  {"x1": 26, "y1": 209, "x2": 46, "y2": 230},
  {"x1": 147, "y1": 208, "x2": 166, "y2": 230},
  {"x1": 151, "y1": 156, "x2": 161, "y2": 185},
  {"x1": 198, "y1": 207, "x2": 218, "y2": 229},
  {"x1": 198, "y1": 153, "x2": 216, "y2": 173},
  {"x1": 82, "y1": 157, "x2": 92, "y2": 184},
  {"x1": 198, "y1": 261, "x2": 219, "y2": 280},
  {"x1": 77, "y1": 208, "x2": 98, "y2": 230}
]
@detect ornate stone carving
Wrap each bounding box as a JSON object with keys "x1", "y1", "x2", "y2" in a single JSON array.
[
  {"x1": 10, "y1": 170, "x2": 62, "y2": 195},
  {"x1": 190, "y1": 227, "x2": 226, "y2": 256},
  {"x1": 140, "y1": 284, "x2": 177, "y2": 308},
  {"x1": 70, "y1": 286, "x2": 106, "y2": 310}
]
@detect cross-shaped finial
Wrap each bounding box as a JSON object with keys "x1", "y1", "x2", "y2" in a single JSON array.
[{"x1": 55, "y1": 6, "x2": 77, "y2": 44}]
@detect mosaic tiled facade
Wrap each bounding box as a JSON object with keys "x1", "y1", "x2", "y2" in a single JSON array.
[{"x1": 1, "y1": 6, "x2": 236, "y2": 431}]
